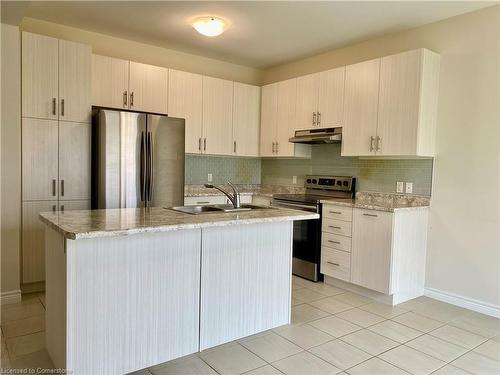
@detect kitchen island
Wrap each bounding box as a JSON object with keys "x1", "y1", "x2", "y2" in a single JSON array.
[{"x1": 39, "y1": 206, "x2": 318, "y2": 375}]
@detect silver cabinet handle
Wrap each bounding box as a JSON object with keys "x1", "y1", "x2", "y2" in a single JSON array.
[
  {"x1": 52, "y1": 98, "x2": 56, "y2": 115},
  {"x1": 327, "y1": 261, "x2": 340, "y2": 266},
  {"x1": 61, "y1": 99, "x2": 65, "y2": 116},
  {"x1": 61, "y1": 205, "x2": 65, "y2": 212},
  {"x1": 312, "y1": 112, "x2": 317, "y2": 126},
  {"x1": 196, "y1": 201, "x2": 211, "y2": 204},
  {"x1": 52, "y1": 204, "x2": 56, "y2": 212},
  {"x1": 130, "y1": 92, "x2": 134, "y2": 107},
  {"x1": 198, "y1": 137, "x2": 202, "y2": 151},
  {"x1": 276, "y1": 142, "x2": 279, "y2": 153},
  {"x1": 317, "y1": 112, "x2": 321, "y2": 126},
  {"x1": 370, "y1": 136, "x2": 375, "y2": 152},
  {"x1": 376, "y1": 136, "x2": 381, "y2": 152},
  {"x1": 363, "y1": 213, "x2": 378, "y2": 217},
  {"x1": 329, "y1": 225, "x2": 341, "y2": 229},
  {"x1": 123, "y1": 91, "x2": 128, "y2": 107},
  {"x1": 203, "y1": 138, "x2": 206, "y2": 152},
  {"x1": 328, "y1": 240, "x2": 341, "y2": 244},
  {"x1": 52, "y1": 179, "x2": 56, "y2": 196},
  {"x1": 329, "y1": 211, "x2": 342, "y2": 215},
  {"x1": 272, "y1": 142, "x2": 275, "y2": 153},
  {"x1": 234, "y1": 141, "x2": 237, "y2": 153},
  {"x1": 60, "y1": 180, "x2": 65, "y2": 197}
]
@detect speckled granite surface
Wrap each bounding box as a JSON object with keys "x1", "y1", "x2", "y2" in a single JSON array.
[
  {"x1": 39, "y1": 206, "x2": 319, "y2": 240},
  {"x1": 321, "y1": 192, "x2": 431, "y2": 212}
]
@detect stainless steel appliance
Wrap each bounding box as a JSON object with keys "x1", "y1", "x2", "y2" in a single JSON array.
[
  {"x1": 272, "y1": 175, "x2": 355, "y2": 281},
  {"x1": 289, "y1": 127, "x2": 342, "y2": 144},
  {"x1": 91, "y1": 108, "x2": 185, "y2": 209}
]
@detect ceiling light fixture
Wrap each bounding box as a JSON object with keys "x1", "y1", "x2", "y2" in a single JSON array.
[{"x1": 192, "y1": 16, "x2": 227, "y2": 37}]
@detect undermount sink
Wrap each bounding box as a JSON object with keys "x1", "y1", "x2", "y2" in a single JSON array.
[{"x1": 169, "y1": 204, "x2": 273, "y2": 215}]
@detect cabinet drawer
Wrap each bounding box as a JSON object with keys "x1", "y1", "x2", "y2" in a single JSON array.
[
  {"x1": 322, "y1": 205, "x2": 353, "y2": 222},
  {"x1": 321, "y1": 248, "x2": 351, "y2": 281},
  {"x1": 322, "y1": 218, "x2": 352, "y2": 237},
  {"x1": 322, "y1": 232, "x2": 351, "y2": 252}
]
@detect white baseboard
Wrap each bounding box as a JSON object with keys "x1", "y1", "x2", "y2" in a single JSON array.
[
  {"x1": 1, "y1": 290, "x2": 22, "y2": 305},
  {"x1": 425, "y1": 287, "x2": 500, "y2": 318}
]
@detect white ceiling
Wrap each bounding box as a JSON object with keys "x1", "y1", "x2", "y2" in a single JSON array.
[{"x1": 16, "y1": 1, "x2": 496, "y2": 68}]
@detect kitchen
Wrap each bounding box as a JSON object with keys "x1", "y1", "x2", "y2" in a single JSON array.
[{"x1": 1, "y1": 2, "x2": 500, "y2": 375}]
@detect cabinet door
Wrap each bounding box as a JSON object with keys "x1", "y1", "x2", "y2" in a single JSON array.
[
  {"x1": 351, "y1": 209, "x2": 393, "y2": 294},
  {"x1": 59, "y1": 39, "x2": 92, "y2": 123},
  {"x1": 22, "y1": 201, "x2": 57, "y2": 283},
  {"x1": 59, "y1": 122, "x2": 91, "y2": 200},
  {"x1": 376, "y1": 49, "x2": 422, "y2": 156},
  {"x1": 92, "y1": 54, "x2": 129, "y2": 109},
  {"x1": 22, "y1": 119, "x2": 59, "y2": 201},
  {"x1": 168, "y1": 69, "x2": 203, "y2": 153},
  {"x1": 202, "y1": 76, "x2": 233, "y2": 155},
  {"x1": 276, "y1": 78, "x2": 297, "y2": 156},
  {"x1": 22, "y1": 32, "x2": 58, "y2": 120},
  {"x1": 129, "y1": 61, "x2": 168, "y2": 114},
  {"x1": 341, "y1": 59, "x2": 380, "y2": 156},
  {"x1": 318, "y1": 67, "x2": 345, "y2": 128},
  {"x1": 260, "y1": 83, "x2": 278, "y2": 157},
  {"x1": 233, "y1": 82, "x2": 260, "y2": 157},
  {"x1": 295, "y1": 73, "x2": 319, "y2": 129}
]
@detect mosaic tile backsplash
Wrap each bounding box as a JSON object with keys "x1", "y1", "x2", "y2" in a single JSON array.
[
  {"x1": 186, "y1": 154, "x2": 261, "y2": 185},
  {"x1": 261, "y1": 144, "x2": 433, "y2": 196}
]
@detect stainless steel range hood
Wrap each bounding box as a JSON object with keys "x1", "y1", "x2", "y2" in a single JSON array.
[{"x1": 289, "y1": 127, "x2": 342, "y2": 144}]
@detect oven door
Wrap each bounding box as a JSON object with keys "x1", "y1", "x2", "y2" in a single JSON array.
[{"x1": 272, "y1": 199, "x2": 322, "y2": 281}]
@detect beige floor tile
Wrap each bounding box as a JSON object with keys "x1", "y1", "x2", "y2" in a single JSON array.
[
  {"x1": 405, "y1": 335, "x2": 468, "y2": 362},
  {"x1": 431, "y1": 364, "x2": 471, "y2": 375},
  {"x1": 359, "y1": 302, "x2": 408, "y2": 319},
  {"x1": 273, "y1": 323, "x2": 333, "y2": 349},
  {"x1": 8, "y1": 349, "x2": 54, "y2": 370},
  {"x1": 240, "y1": 332, "x2": 302, "y2": 363},
  {"x1": 449, "y1": 312, "x2": 500, "y2": 338},
  {"x1": 335, "y1": 308, "x2": 386, "y2": 328},
  {"x1": 310, "y1": 297, "x2": 354, "y2": 314},
  {"x1": 340, "y1": 329, "x2": 399, "y2": 356},
  {"x1": 309, "y1": 339, "x2": 372, "y2": 371},
  {"x1": 473, "y1": 339, "x2": 500, "y2": 361},
  {"x1": 1, "y1": 315, "x2": 45, "y2": 339},
  {"x1": 346, "y1": 357, "x2": 409, "y2": 375},
  {"x1": 199, "y1": 342, "x2": 266, "y2": 375},
  {"x1": 1, "y1": 302, "x2": 45, "y2": 323},
  {"x1": 244, "y1": 365, "x2": 284, "y2": 375},
  {"x1": 291, "y1": 304, "x2": 330, "y2": 324},
  {"x1": 238, "y1": 330, "x2": 273, "y2": 343},
  {"x1": 128, "y1": 370, "x2": 152, "y2": 375},
  {"x1": 310, "y1": 316, "x2": 361, "y2": 338},
  {"x1": 411, "y1": 301, "x2": 468, "y2": 323},
  {"x1": 430, "y1": 325, "x2": 488, "y2": 349},
  {"x1": 379, "y1": 345, "x2": 446, "y2": 375},
  {"x1": 303, "y1": 283, "x2": 346, "y2": 297},
  {"x1": 292, "y1": 288, "x2": 328, "y2": 303},
  {"x1": 452, "y1": 351, "x2": 500, "y2": 375},
  {"x1": 5, "y1": 332, "x2": 45, "y2": 360},
  {"x1": 392, "y1": 312, "x2": 444, "y2": 333},
  {"x1": 38, "y1": 295, "x2": 46, "y2": 309},
  {"x1": 291, "y1": 298, "x2": 302, "y2": 307},
  {"x1": 397, "y1": 296, "x2": 437, "y2": 312},
  {"x1": 367, "y1": 320, "x2": 423, "y2": 343},
  {"x1": 292, "y1": 276, "x2": 316, "y2": 289},
  {"x1": 331, "y1": 293, "x2": 372, "y2": 308},
  {"x1": 492, "y1": 335, "x2": 500, "y2": 343},
  {"x1": 150, "y1": 355, "x2": 217, "y2": 375},
  {"x1": 273, "y1": 351, "x2": 341, "y2": 375}
]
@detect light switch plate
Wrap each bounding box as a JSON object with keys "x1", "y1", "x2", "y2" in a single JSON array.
[
  {"x1": 207, "y1": 173, "x2": 213, "y2": 182},
  {"x1": 405, "y1": 182, "x2": 413, "y2": 194},
  {"x1": 292, "y1": 176, "x2": 297, "y2": 185},
  {"x1": 396, "y1": 181, "x2": 404, "y2": 193}
]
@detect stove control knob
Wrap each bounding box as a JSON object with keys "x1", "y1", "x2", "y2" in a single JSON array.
[
  {"x1": 336, "y1": 180, "x2": 342, "y2": 186},
  {"x1": 306, "y1": 179, "x2": 312, "y2": 183},
  {"x1": 343, "y1": 181, "x2": 349, "y2": 186},
  {"x1": 312, "y1": 179, "x2": 317, "y2": 184}
]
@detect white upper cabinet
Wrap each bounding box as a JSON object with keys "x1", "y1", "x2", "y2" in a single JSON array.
[
  {"x1": 276, "y1": 78, "x2": 297, "y2": 157},
  {"x1": 341, "y1": 58, "x2": 381, "y2": 156},
  {"x1": 58, "y1": 40, "x2": 92, "y2": 123},
  {"x1": 376, "y1": 49, "x2": 440, "y2": 157},
  {"x1": 92, "y1": 54, "x2": 129, "y2": 109},
  {"x1": 232, "y1": 82, "x2": 260, "y2": 157},
  {"x1": 168, "y1": 69, "x2": 203, "y2": 154},
  {"x1": 260, "y1": 83, "x2": 278, "y2": 157},
  {"x1": 202, "y1": 76, "x2": 234, "y2": 156},
  {"x1": 22, "y1": 32, "x2": 59, "y2": 120},
  {"x1": 295, "y1": 73, "x2": 320, "y2": 129},
  {"x1": 318, "y1": 67, "x2": 345, "y2": 128},
  {"x1": 129, "y1": 61, "x2": 168, "y2": 114}
]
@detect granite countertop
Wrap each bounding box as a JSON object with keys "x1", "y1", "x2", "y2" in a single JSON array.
[
  {"x1": 39, "y1": 207, "x2": 319, "y2": 240},
  {"x1": 321, "y1": 192, "x2": 431, "y2": 212}
]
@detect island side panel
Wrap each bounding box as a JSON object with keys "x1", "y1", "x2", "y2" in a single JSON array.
[
  {"x1": 200, "y1": 221, "x2": 293, "y2": 350},
  {"x1": 45, "y1": 227, "x2": 67, "y2": 370},
  {"x1": 65, "y1": 229, "x2": 202, "y2": 375}
]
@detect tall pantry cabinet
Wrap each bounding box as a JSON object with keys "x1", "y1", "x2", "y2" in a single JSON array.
[{"x1": 21, "y1": 32, "x2": 91, "y2": 284}]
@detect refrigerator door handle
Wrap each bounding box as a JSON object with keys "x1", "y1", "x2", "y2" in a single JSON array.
[
  {"x1": 147, "y1": 132, "x2": 154, "y2": 202},
  {"x1": 140, "y1": 131, "x2": 146, "y2": 202}
]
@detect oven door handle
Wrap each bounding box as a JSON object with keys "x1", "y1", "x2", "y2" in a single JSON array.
[{"x1": 273, "y1": 200, "x2": 318, "y2": 212}]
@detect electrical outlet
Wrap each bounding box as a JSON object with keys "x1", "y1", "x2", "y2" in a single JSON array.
[
  {"x1": 405, "y1": 182, "x2": 413, "y2": 194},
  {"x1": 396, "y1": 181, "x2": 404, "y2": 193},
  {"x1": 292, "y1": 176, "x2": 297, "y2": 185},
  {"x1": 207, "y1": 173, "x2": 213, "y2": 182}
]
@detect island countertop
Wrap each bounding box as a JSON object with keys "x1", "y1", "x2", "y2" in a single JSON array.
[{"x1": 39, "y1": 206, "x2": 318, "y2": 240}]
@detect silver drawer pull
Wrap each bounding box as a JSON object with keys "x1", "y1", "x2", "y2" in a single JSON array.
[
  {"x1": 197, "y1": 201, "x2": 210, "y2": 204},
  {"x1": 363, "y1": 213, "x2": 378, "y2": 217},
  {"x1": 327, "y1": 261, "x2": 340, "y2": 266},
  {"x1": 329, "y1": 225, "x2": 341, "y2": 229},
  {"x1": 329, "y1": 211, "x2": 342, "y2": 214},
  {"x1": 328, "y1": 240, "x2": 341, "y2": 244}
]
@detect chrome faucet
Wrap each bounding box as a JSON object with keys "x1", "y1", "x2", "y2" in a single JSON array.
[{"x1": 204, "y1": 182, "x2": 241, "y2": 208}]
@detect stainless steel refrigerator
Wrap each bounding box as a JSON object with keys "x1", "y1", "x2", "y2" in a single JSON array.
[{"x1": 91, "y1": 108, "x2": 185, "y2": 209}]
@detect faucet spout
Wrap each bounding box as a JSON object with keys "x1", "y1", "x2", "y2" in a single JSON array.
[{"x1": 204, "y1": 182, "x2": 241, "y2": 208}]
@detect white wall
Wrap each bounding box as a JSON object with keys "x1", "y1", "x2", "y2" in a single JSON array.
[
  {"x1": 1, "y1": 23, "x2": 21, "y2": 299},
  {"x1": 263, "y1": 5, "x2": 500, "y2": 309}
]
